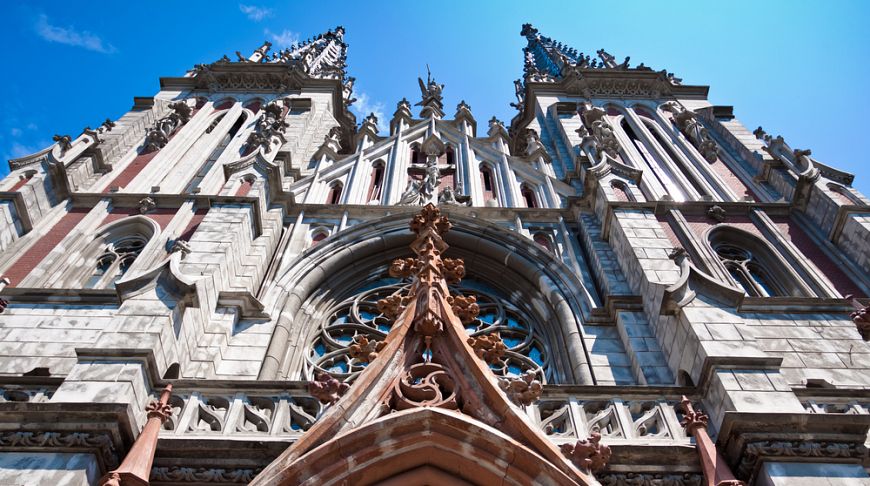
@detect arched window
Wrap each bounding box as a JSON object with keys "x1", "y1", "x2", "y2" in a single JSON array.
[
  {"x1": 610, "y1": 180, "x2": 633, "y2": 202},
  {"x1": 479, "y1": 164, "x2": 497, "y2": 203},
  {"x1": 186, "y1": 112, "x2": 247, "y2": 193},
  {"x1": 327, "y1": 181, "x2": 343, "y2": 204},
  {"x1": 708, "y1": 227, "x2": 802, "y2": 297},
  {"x1": 311, "y1": 230, "x2": 328, "y2": 246},
  {"x1": 235, "y1": 176, "x2": 254, "y2": 197},
  {"x1": 533, "y1": 232, "x2": 553, "y2": 253},
  {"x1": 642, "y1": 119, "x2": 708, "y2": 197},
  {"x1": 521, "y1": 184, "x2": 538, "y2": 208},
  {"x1": 445, "y1": 146, "x2": 456, "y2": 166},
  {"x1": 827, "y1": 183, "x2": 865, "y2": 206},
  {"x1": 367, "y1": 161, "x2": 385, "y2": 203},
  {"x1": 307, "y1": 277, "x2": 552, "y2": 383},
  {"x1": 85, "y1": 234, "x2": 148, "y2": 289}
]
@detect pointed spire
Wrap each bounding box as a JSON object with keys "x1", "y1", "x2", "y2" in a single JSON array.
[
  {"x1": 99, "y1": 385, "x2": 174, "y2": 485},
  {"x1": 519, "y1": 23, "x2": 644, "y2": 85},
  {"x1": 390, "y1": 97, "x2": 413, "y2": 135}
]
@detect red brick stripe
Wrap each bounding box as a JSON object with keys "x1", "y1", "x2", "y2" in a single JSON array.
[{"x1": 4, "y1": 208, "x2": 90, "y2": 287}]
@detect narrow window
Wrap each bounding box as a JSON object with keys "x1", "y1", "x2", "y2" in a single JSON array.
[
  {"x1": 521, "y1": 184, "x2": 538, "y2": 208},
  {"x1": 410, "y1": 143, "x2": 422, "y2": 165},
  {"x1": 533, "y1": 232, "x2": 553, "y2": 252},
  {"x1": 311, "y1": 231, "x2": 328, "y2": 245},
  {"x1": 235, "y1": 177, "x2": 254, "y2": 197},
  {"x1": 446, "y1": 146, "x2": 456, "y2": 165},
  {"x1": 480, "y1": 164, "x2": 497, "y2": 202},
  {"x1": 367, "y1": 161, "x2": 385, "y2": 202},
  {"x1": 327, "y1": 182, "x2": 343, "y2": 204}
]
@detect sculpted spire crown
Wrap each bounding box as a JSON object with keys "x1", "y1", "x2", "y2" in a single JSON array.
[{"x1": 416, "y1": 66, "x2": 445, "y2": 118}]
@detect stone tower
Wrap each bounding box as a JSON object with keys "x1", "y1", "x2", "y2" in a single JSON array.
[{"x1": 0, "y1": 24, "x2": 868, "y2": 485}]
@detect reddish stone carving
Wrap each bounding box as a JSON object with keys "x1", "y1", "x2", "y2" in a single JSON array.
[
  {"x1": 679, "y1": 396, "x2": 746, "y2": 486},
  {"x1": 348, "y1": 335, "x2": 385, "y2": 363},
  {"x1": 498, "y1": 370, "x2": 543, "y2": 406},
  {"x1": 410, "y1": 204, "x2": 452, "y2": 235},
  {"x1": 99, "y1": 384, "x2": 174, "y2": 486},
  {"x1": 388, "y1": 257, "x2": 418, "y2": 279},
  {"x1": 468, "y1": 332, "x2": 507, "y2": 365},
  {"x1": 849, "y1": 298, "x2": 870, "y2": 341},
  {"x1": 560, "y1": 432, "x2": 612, "y2": 473},
  {"x1": 307, "y1": 372, "x2": 349, "y2": 405},
  {"x1": 441, "y1": 257, "x2": 465, "y2": 283},
  {"x1": 448, "y1": 294, "x2": 479, "y2": 323},
  {"x1": 376, "y1": 294, "x2": 408, "y2": 320},
  {"x1": 393, "y1": 362, "x2": 458, "y2": 411}
]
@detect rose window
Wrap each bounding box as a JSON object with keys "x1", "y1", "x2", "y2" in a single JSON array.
[{"x1": 306, "y1": 278, "x2": 550, "y2": 383}]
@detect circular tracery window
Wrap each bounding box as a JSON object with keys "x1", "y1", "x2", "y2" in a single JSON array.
[{"x1": 306, "y1": 278, "x2": 550, "y2": 383}]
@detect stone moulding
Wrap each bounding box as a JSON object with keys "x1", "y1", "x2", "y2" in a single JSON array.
[
  {"x1": 660, "y1": 251, "x2": 744, "y2": 314},
  {"x1": 0, "y1": 430, "x2": 119, "y2": 469},
  {"x1": 150, "y1": 466, "x2": 260, "y2": 484},
  {"x1": 717, "y1": 411, "x2": 870, "y2": 482}
]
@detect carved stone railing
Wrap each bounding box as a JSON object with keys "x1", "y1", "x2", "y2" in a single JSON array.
[
  {"x1": 159, "y1": 391, "x2": 322, "y2": 437},
  {"x1": 527, "y1": 397, "x2": 690, "y2": 444}
]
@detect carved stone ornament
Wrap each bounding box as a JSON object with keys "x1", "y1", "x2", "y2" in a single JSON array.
[
  {"x1": 663, "y1": 102, "x2": 719, "y2": 162},
  {"x1": 53, "y1": 134, "x2": 73, "y2": 154},
  {"x1": 849, "y1": 299, "x2": 870, "y2": 341},
  {"x1": 438, "y1": 184, "x2": 472, "y2": 206},
  {"x1": 560, "y1": 432, "x2": 612, "y2": 473},
  {"x1": 498, "y1": 370, "x2": 543, "y2": 406},
  {"x1": 376, "y1": 293, "x2": 408, "y2": 320},
  {"x1": 151, "y1": 466, "x2": 260, "y2": 484},
  {"x1": 138, "y1": 197, "x2": 156, "y2": 214},
  {"x1": 143, "y1": 101, "x2": 193, "y2": 153},
  {"x1": 467, "y1": 332, "x2": 507, "y2": 365},
  {"x1": 599, "y1": 473, "x2": 703, "y2": 486},
  {"x1": 707, "y1": 205, "x2": 727, "y2": 222},
  {"x1": 392, "y1": 362, "x2": 458, "y2": 411},
  {"x1": 348, "y1": 335, "x2": 385, "y2": 363},
  {"x1": 170, "y1": 239, "x2": 192, "y2": 257},
  {"x1": 448, "y1": 294, "x2": 479, "y2": 323},
  {"x1": 737, "y1": 440, "x2": 869, "y2": 479},
  {"x1": 679, "y1": 396, "x2": 709, "y2": 434},
  {"x1": 307, "y1": 372, "x2": 349, "y2": 405},
  {"x1": 246, "y1": 101, "x2": 289, "y2": 154},
  {"x1": 0, "y1": 430, "x2": 118, "y2": 469}
]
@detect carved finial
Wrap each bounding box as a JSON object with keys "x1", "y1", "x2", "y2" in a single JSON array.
[
  {"x1": 679, "y1": 396, "x2": 709, "y2": 434},
  {"x1": 498, "y1": 370, "x2": 543, "y2": 406},
  {"x1": 560, "y1": 432, "x2": 612, "y2": 473},
  {"x1": 409, "y1": 203, "x2": 452, "y2": 236},
  {"x1": 308, "y1": 372, "x2": 349, "y2": 405},
  {"x1": 668, "y1": 247, "x2": 688, "y2": 261}
]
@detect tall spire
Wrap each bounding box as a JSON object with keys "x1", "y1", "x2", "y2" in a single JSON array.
[{"x1": 520, "y1": 23, "x2": 637, "y2": 82}]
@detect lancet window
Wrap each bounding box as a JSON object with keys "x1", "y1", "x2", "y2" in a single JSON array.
[
  {"x1": 708, "y1": 228, "x2": 794, "y2": 297},
  {"x1": 326, "y1": 181, "x2": 343, "y2": 204},
  {"x1": 306, "y1": 277, "x2": 551, "y2": 383},
  {"x1": 521, "y1": 184, "x2": 538, "y2": 208},
  {"x1": 479, "y1": 164, "x2": 497, "y2": 203},
  {"x1": 367, "y1": 161, "x2": 385, "y2": 203}
]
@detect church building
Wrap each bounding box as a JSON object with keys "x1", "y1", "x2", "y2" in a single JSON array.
[{"x1": 0, "y1": 24, "x2": 868, "y2": 485}]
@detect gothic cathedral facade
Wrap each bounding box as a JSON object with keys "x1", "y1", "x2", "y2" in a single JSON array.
[{"x1": 0, "y1": 24, "x2": 869, "y2": 485}]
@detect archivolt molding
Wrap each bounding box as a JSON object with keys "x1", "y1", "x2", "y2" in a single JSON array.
[{"x1": 260, "y1": 210, "x2": 597, "y2": 383}]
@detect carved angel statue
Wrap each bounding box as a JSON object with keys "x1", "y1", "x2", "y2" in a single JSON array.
[
  {"x1": 510, "y1": 79, "x2": 525, "y2": 110},
  {"x1": 438, "y1": 184, "x2": 471, "y2": 206},
  {"x1": 415, "y1": 66, "x2": 444, "y2": 107}
]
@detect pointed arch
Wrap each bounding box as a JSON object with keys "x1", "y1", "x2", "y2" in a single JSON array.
[
  {"x1": 252, "y1": 408, "x2": 588, "y2": 486},
  {"x1": 73, "y1": 215, "x2": 161, "y2": 289}
]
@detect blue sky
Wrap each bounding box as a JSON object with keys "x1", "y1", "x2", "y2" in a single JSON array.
[{"x1": 1, "y1": 1, "x2": 869, "y2": 194}]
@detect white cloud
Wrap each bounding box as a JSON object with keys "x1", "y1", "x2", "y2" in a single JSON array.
[
  {"x1": 239, "y1": 4, "x2": 273, "y2": 21},
  {"x1": 34, "y1": 14, "x2": 117, "y2": 54},
  {"x1": 351, "y1": 92, "x2": 387, "y2": 133},
  {"x1": 265, "y1": 28, "x2": 299, "y2": 49},
  {"x1": 4, "y1": 140, "x2": 50, "y2": 162}
]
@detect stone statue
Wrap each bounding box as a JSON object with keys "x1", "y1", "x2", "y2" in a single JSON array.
[
  {"x1": 438, "y1": 183, "x2": 471, "y2": 206},
  {"x1": 399, "y1": 179, "x2": 423, "y2": 206},
  {"x1": 421, "y1": 159, "x2": 441, "y2": 200},
  {"x1": 416, "y1": 66, "x2": 444, "y2": 107}
]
